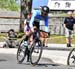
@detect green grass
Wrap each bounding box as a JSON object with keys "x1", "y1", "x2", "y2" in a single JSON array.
[
  {"x1": 0, "y1": 33, "x2": 75, "y2": 44},
  {"x1": 47, "y1": 35, "x2": 66, "y2": 44},
  {"x1": 47, "y1": 35, "x2": 75, "y2": 44},
  {"x1": 0, "y1": 32, "x2": 24, "y2": 42}
]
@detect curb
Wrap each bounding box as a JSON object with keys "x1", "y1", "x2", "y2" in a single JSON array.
[
  {"x1": 0, "y1": 48, "x2": 17, "y2": 54},
  {"x1": 0, "y1": 42, "x2": 74, "y2": 51},
  {"x1": 44, "y1": 44, "x2": 75, "y2": 51},
  {"x1": 43, "y1": 47, "x2": 73, "y2": 51}
]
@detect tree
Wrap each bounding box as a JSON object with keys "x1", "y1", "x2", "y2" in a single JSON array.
[{"x1": 0, "y1": 0, "x2": 20, "y2": 11}]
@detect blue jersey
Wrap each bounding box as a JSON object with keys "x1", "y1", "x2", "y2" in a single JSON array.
[{"x1": 29, "y1": 10, "x2": 49, "y2": 32}]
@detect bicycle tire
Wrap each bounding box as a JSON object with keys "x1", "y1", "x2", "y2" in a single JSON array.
[
  {"x1": 17, "y1": 39, "x2": 27, "y2": 64},
  {"x1": 30, "y1": 40, "x2": 43, "y2": 65},
  {"x1": 67, "y1": 48, "x2": 75, "y2": 66}
]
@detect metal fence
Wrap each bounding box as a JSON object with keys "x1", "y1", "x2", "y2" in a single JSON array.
[
  {"x1": 0, "y1": 16, "x2": 71, "y2": 35},
  {"x1": 40, "y1": 16, "x2": 65, "y2": 35},
  {"x1": 0, "y1": 18, "x2": 20, "y2": 32}
]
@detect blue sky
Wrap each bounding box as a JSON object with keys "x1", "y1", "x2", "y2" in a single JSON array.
[
  {"x1": 15, "y1": 0, "x2": 20, "y2": 5},
  {"x1": 32, "y1": 0, "x2": 48, "y2": 9}
]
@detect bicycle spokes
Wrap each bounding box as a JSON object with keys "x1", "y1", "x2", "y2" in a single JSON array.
[
  {"x1": 68, "y1": 50, "x2": 75, "y2": 66},
  {"x1": 71, "y1": 55, "x2": 75, "y2": 64},
  {"x1": 30, "y1": 40, "x2": 43, "y2": 65}
]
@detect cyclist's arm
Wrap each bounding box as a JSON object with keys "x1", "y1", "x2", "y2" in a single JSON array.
[
  {"x1": 44, "y1": 17, "x2": 48, "y2": 32},
  {"x1": 29, "y1": 10, "x2": 37, "y2": 28}
]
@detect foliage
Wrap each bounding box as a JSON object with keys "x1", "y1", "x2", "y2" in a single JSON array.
[{"x1": 0, "y1": 0, "x2": 20, "y2": 11}]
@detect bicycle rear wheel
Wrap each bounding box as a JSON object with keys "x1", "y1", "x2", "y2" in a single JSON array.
[
  {"x1": 17, "y1": 40, "x2": 28, "y2": 64},
  {"x1": 67, "y1": 48, "x2": 75, "y2": 66},
  {"x1": 30, "y1": 40, "x2": 43, "y2": 65}
]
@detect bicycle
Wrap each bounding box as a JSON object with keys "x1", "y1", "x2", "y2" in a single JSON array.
[
  {"x1": 17, "y1": 29, "x2": 49, "y2": 65},
  {"x1": 67, "y1": 47, "x2": 75, "y2": 66}
]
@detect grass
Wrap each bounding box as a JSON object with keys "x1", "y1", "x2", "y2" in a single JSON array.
[
  {"x1": 47, "y1": 35, "x2": 75, "y2": 44},
  {"x1": 0, "y1": 32, "x2": 24, "y2": 42},
  {"x1": 47, "y1": 35, "x2": 66, "y2": 44},
  {"x1": 0, "y1": 33, "x2": 75, "y2": 44}
]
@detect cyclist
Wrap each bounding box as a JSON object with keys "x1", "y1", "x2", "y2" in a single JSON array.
[
  {"x1": 29, "y1": 6, "x2": 50, "y2": 46},
  {"x1": 23, "y1": 6, "x2": 50, "y2": 62},
  {"x1": 24, "y1": 14, "x2": 31, "y2": 62}
]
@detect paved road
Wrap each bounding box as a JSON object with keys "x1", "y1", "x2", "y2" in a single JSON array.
[
  {"x1": 0, "y1": 48, "x2": 71, "y2": 65},
  {"x1": 0, "y1": 49, "x2": 75, "y2": 69},
  {"x1": 0, "y1": 54, "x2": 60, "y2": 69}
]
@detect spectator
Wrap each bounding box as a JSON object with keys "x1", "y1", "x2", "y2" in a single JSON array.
[
  {"x1": 4, "y1": 29, "x2": 17, "y2": 48},
  {"x1": 64, "y1": 11, "x2": 75, "y2": 47},
  {"x1": 8, "y1": 29, "x2": 17, "y2": 38}
]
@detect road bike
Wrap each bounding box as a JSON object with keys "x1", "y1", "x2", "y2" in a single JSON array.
[
  {"x1": 67, "y1": 47, "x2": 75, "y2": 66},
  {"x1": 17, "y1": 29, "x2": 49, "y2": 65}
]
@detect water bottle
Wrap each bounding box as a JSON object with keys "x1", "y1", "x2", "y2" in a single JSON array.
[
  {"x1": 24, "y1": 41, "x2": 28, "y2": 46},
  {"x1": 21, "y1": 41, "x2": 28, "y2": 47}
]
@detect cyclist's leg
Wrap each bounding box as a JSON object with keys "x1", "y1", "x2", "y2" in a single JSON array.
[
  {"x1": 29, "y1": 35, "x2": 33, "y2": 45},
  {"x1": 43, "y1": 37, "x2": 48, "y2": 47},
  {"x1": 29, "y1": 20, "x2": 40, "y2": 45},
  {"x1": 24, "y1": 30, "x2": 31, "y2": 62},
  {"x1": 33, "y1": 20, "x2": 40, "y2": 30},
  {"x1": 40, "y1": 31, "x2": 48, "y2": 47},
  {"x1": 26, "y1": 48, "x2": 30, "y2": 62},
  {"x1": 24, "y1": 35, "x2": 29, "y2": 41}
]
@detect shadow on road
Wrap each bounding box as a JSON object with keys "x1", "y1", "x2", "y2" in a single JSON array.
[
  {"x1": 20, "y1": 57, "x2": 63, "y2": 67},
  {"x1": 36, "y1": 63, "x2": 62, "y2": 67},
  {"x1": 21, "y1": 62, "x2": 63, "y2": 68},
  {"x1": 0, "y1": 59, "x2": 7, "y2": 62}
]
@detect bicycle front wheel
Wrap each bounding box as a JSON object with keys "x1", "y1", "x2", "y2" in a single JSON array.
[
  {"x1": 17, "y1": 40, "x2": 27, "y2": 64},
  {"x1": 67, "y1": 48, "x2": 75, "y2": 66},
  {"x1": 30, "y1": 40, "x2": 43, "y2": 65}
]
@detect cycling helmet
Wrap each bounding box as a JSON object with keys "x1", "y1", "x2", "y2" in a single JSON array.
[{"x1": 41, "y1": 6, "x2": 49, "y2": 14}]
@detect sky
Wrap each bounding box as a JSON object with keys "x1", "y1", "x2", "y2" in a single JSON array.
[{"x1": 15, "y1": 0, "x2": 20, "y2": 5}]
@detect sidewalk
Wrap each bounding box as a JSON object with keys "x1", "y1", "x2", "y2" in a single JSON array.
[
  {"x1": 0, "y1": 42, "x2": 5, "y2": 48},
  {"x1": 0, "y1": 42, "x2": 75, "y2": 51},
  {"x1": 46, "y1": 44, "x2": 75, "y2": 51}
]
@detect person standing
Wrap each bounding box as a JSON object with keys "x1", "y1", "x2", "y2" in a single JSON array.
[{"x1": 64, "y1": 11, "x2": 75, "y2": 47}]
